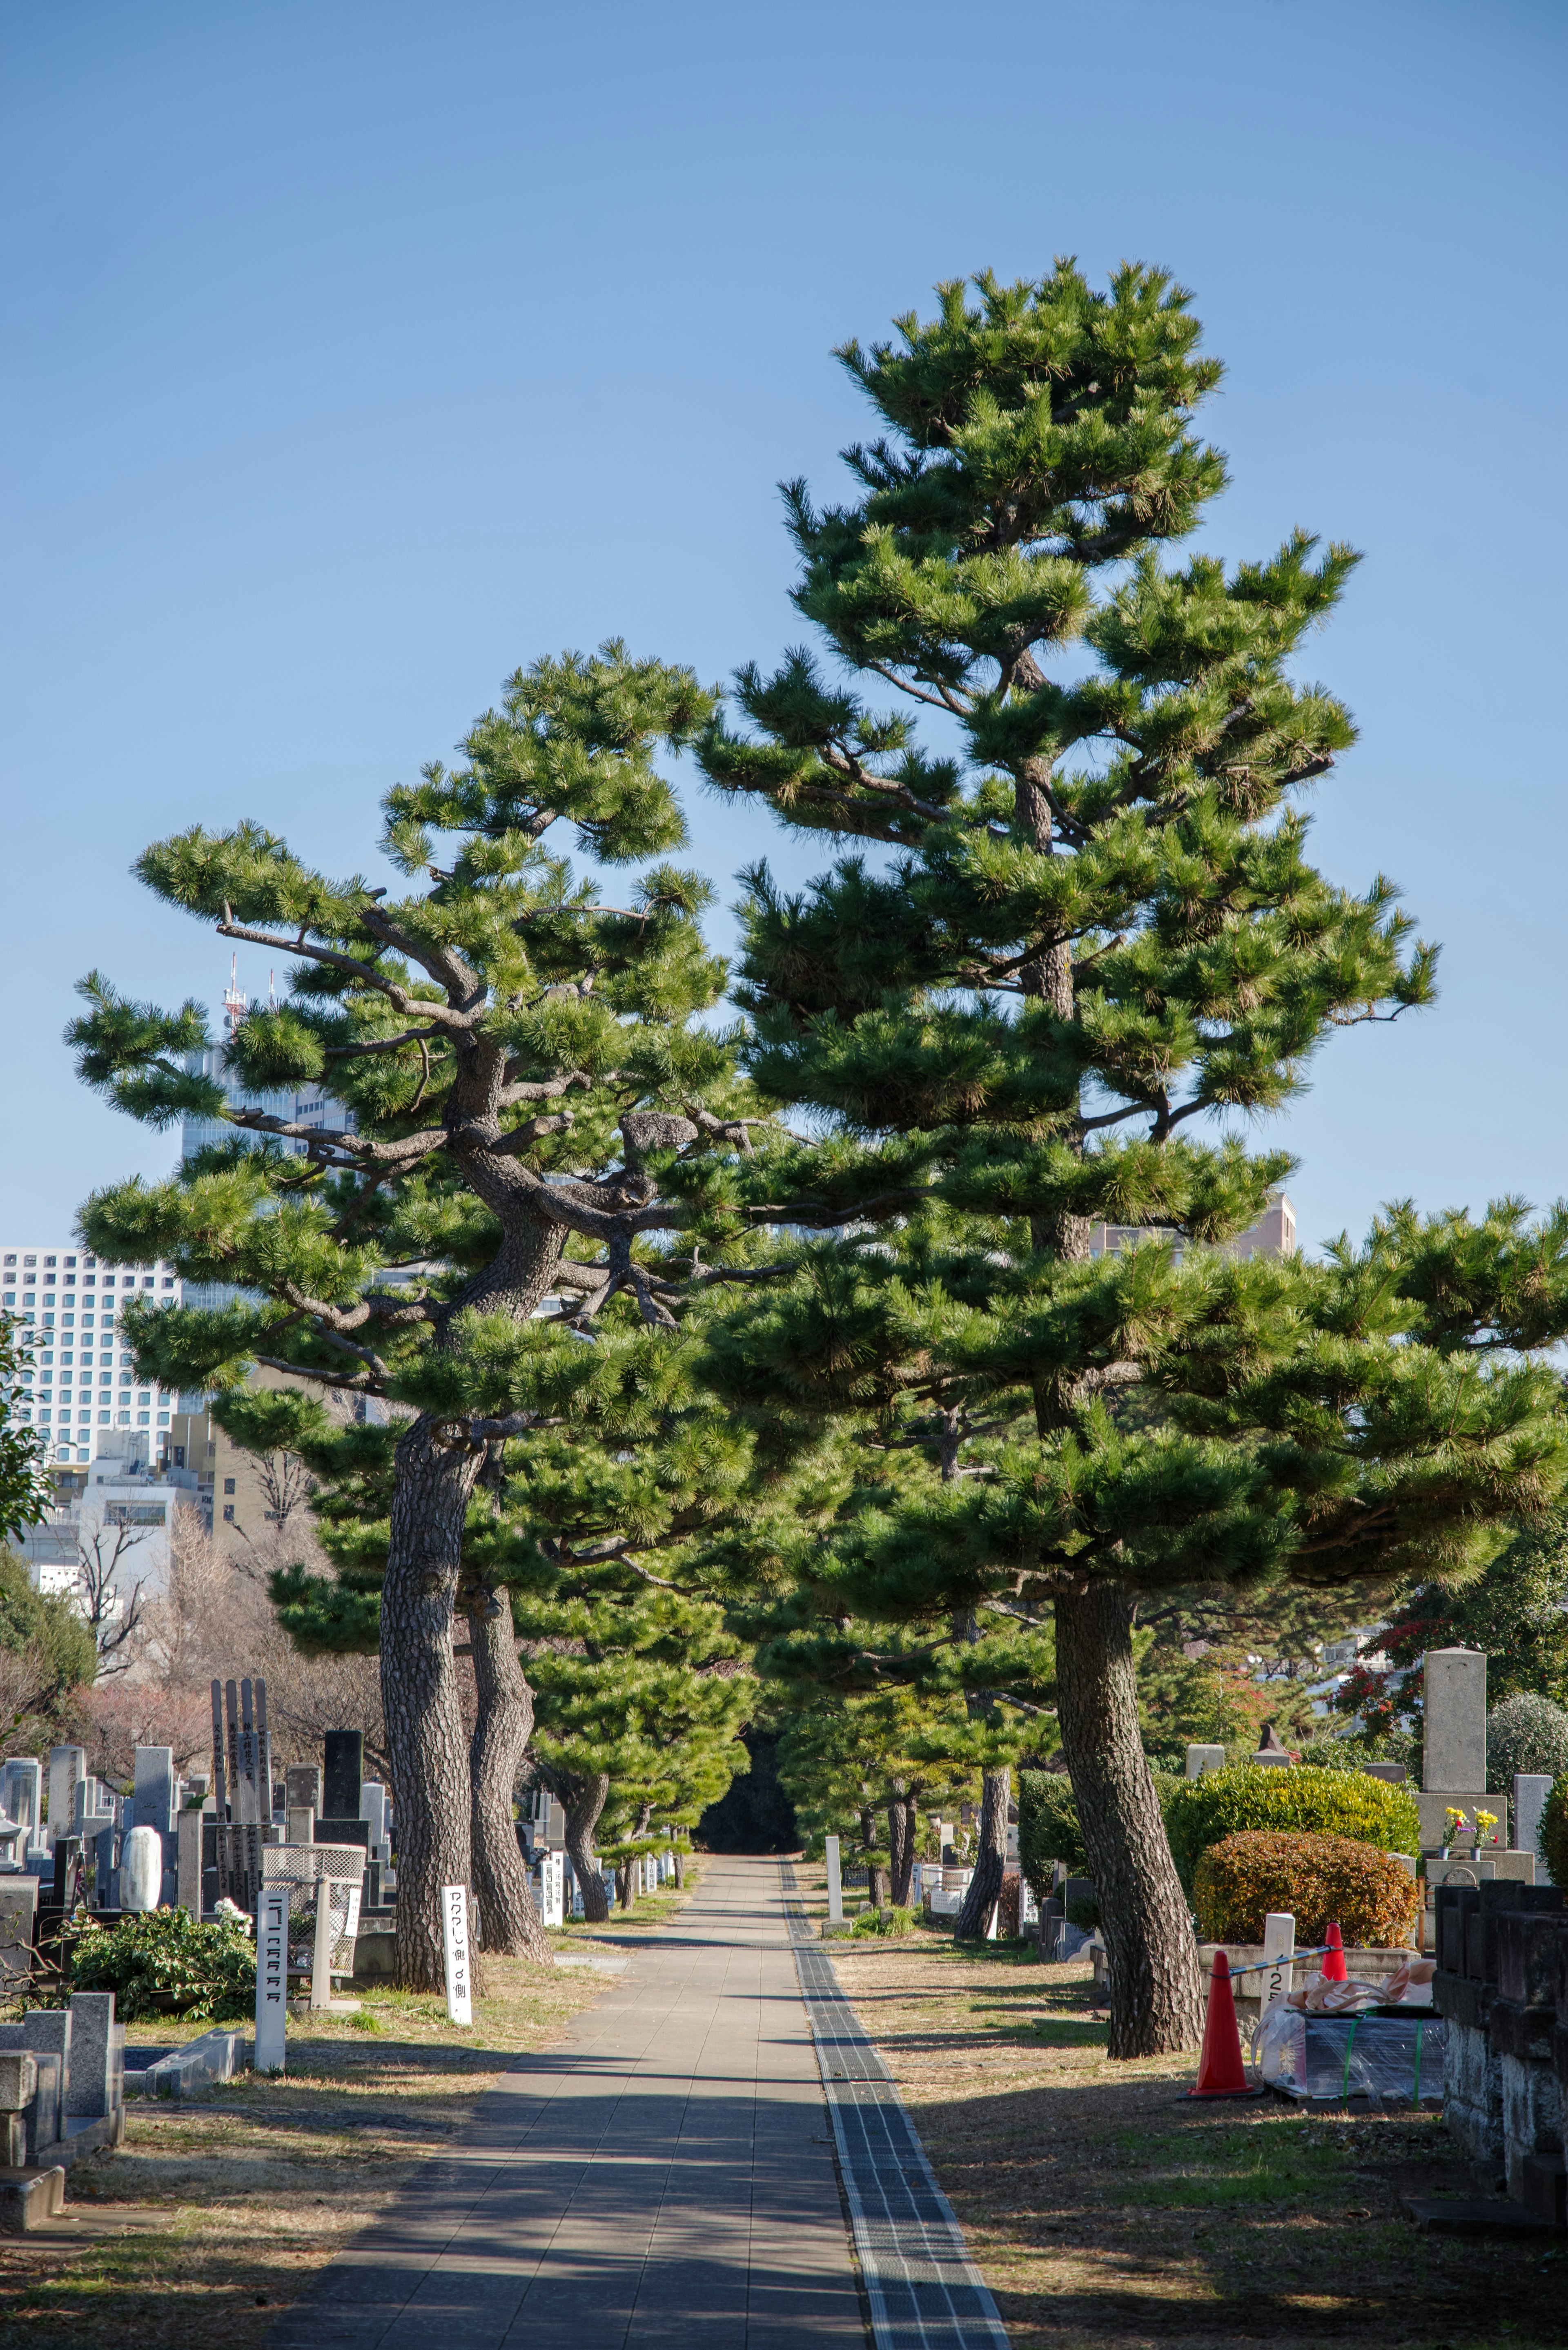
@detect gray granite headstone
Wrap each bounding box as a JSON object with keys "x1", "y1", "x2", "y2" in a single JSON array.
[
  {"x1": 65, "y1": 1991, "x2": 116, "y2": 2119},
  {"x1": 134, "y1": 1746, "x2": 175, "y2": 1835},
  {"x1": 46, "y1": 1745, "x2": 85, "y2": 1844},
  {"x1": 284, "y1": 1764, "x2": 321, "y2": 1813},
  {"x1": 1185, "y1": 1744, "x2": 1227, "y2": 1778},
  {"x1": 323, "y1": 1731, "x2": 363, "y2": 1821},
  {"x1": 23, "y1": 2009, "x2": 69, "y2": 2150},
  {"x1": 2, "y1": 1759, "x2": 42, "y2": 1837},
  {"x1": 1423, "y1": 1648, "x2": 1487, "y2": 1791},
  {"x1": 1515, "y1": 1773, "x2": 1555, "y2": 1882}
]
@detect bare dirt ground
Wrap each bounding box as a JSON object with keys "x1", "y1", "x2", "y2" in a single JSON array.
[
  {"x1": 805, "y1": 1869, "x2": 1568, "y2": 2350},
  {"x1": 0, "y1": 1873, "x2": 695, "y2": 2349}
]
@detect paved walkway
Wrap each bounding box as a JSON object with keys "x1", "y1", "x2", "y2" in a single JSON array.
[{"x1": 270, "y1": 1854, "x2": 868, "y2": 2348}]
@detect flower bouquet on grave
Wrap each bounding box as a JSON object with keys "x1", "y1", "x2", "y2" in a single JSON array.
[
  {"x1": 1473, "y1": 1808, "x2": 1500, "y2": 1852},
  {"x1": 1440, "y1": 1807, "x2": 1470, "y2": 1860}
]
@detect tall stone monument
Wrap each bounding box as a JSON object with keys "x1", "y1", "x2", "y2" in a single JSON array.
[{"x1": 1418, "y1": 1648, "x2": 1502, "y2": 1851}]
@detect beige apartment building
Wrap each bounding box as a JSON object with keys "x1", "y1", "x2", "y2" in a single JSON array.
[{"x1": 167, "y1": 1363, "x2": 336, "y2": 1558}]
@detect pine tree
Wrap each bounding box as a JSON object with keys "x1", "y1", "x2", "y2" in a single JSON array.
[
  {"x1": 775, "y1": 1684, "x2": 975, "y2": 1906},
  {"x1": 268, "y1": 1302, "x2": 757, "y2": 1929},
  {"x1": 693, "y1": 267, "x2": 1568, "y2": 2056},
  {"x1": 68, "y1": 644, "x2": 766, "y2": 1988}
]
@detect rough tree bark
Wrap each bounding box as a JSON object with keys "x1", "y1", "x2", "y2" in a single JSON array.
[
  {"x1": 382, "y1": 1421, "x2": 486, "y2": 1989},
  {"x1": 1054, "y1": 1578, "x2": 1203, "y2": 2057},
  {"x1": 465, "y1": 1597, "x2": 551, "y2": 1962},
  {"x1": 887, "y1": 1791, "x2": 918, "y2": 1908},
  {"x1": 382, "y1": 1187, "x2": 566, "y2": 1990},
  {"x1": 955, "y1": 1768, "x2": 1010, "y2": 1938}
]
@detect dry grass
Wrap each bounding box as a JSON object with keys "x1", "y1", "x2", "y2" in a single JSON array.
[
  {"x1": 801, "y1": 1864, "x2": 1568, "y2": 2350},
  {"x1": 0, "y1": 1864, "x2": 700, "y2": 2350}
]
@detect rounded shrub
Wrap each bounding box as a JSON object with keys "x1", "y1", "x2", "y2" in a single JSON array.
[
  {"x1": 1193, "y1": 1830, "x2": 1421, "y2": 1948},
  {"x1": 1165, "y1": 1763, "x2": 1420, "y2": 1893},
  {"x1": 1539, "y1": 1772, "x2": 1568, "y2": 1884},
  {"x1": 1486, "y1": 1693, "x2": 1568, "y2": 1791},
  {"x1": 66, "y1": 1906, "x2": 256, "y2": 2022}
]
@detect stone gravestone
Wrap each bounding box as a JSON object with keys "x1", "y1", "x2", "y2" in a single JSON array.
[
  {"x1": 2, "y1": 1759, "x2": 43, "y2": 1853},
  {"x1": 0, "y1": 1881, "x2": 38, "y2": 1993},
  {"x1": 134, "y1": 1746, "x2": 176, "y2": 1905},
  {"x1": 1185, "y1": 1745, "x2": 1227, "y2": 1778},
  {"x1": 121, "y1": 1824, "x2": 163, "y2": 1912},
  {"x1": 1515, "y1": 1774, "x2": 1554, "y2": 1882},
  {"x1": 46, "y1": 1746, "x2": 86, "y2": 1847},
  {"x1": 22, "y1": 2009, "x2": 69, "y2": 2156},
  {"x1": 1417, "y1": 1648, "x2": 1498, "y2": 1851},
  {"x1": 64, "y1": 1991, "x2": 119, "y2": 2121}
]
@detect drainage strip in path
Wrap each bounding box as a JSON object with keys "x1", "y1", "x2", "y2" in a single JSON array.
[{"x1": 781, "y1": 1860, "x2": 1010, "y2": 2350}]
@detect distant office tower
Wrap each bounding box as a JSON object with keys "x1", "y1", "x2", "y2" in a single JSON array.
[{"x1": 0, "y1": 1242, "x2": 183, "y2": 1464}]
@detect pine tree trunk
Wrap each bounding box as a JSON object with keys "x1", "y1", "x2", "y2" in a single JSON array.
[
  {"x1": 1054, "y1": 1577, "x2": 1203, "y2": 2058},
  {"x1": 382, "y1": 1419, "x2": 481, "y2": 1990},
  {"x1": 955, "y1": 1768, "x2": 1009, "y2": 1938},
  {"x1": 465, "y1": 1601, "x2": 550, "y2": 1962},
  {"x1": 553, "y1": 1770, "x2": 611, "y2": 1924},
  {"x1": 887, "y1": 1794, "x2": 917, "y2": 1906},
  {"x1": 616, "y1": 1859, "x2": 634, "y2": 1910},
  {"x1": 673, "y1": 1848, "x2": 685, "y2": 1888}
]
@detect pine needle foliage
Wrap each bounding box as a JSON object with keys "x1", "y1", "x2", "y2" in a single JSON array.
[
  {"x1": 690, "y1": 264, "x2": 1568, "y2": 2057},
  {"x1": 64, "y1": 644, "x2": 776, "y2": 1988}
]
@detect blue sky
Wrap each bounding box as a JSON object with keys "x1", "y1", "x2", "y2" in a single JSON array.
[{"x1": 3, "y1": 0, "x2": 1564, "y2": 1252}]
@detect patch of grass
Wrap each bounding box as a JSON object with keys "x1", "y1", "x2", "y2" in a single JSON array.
[
  {"x1": 1031, "y1": 2016, "x2": 1108, "y2": 2048},
  {"x1": 1118, "y1": 2121, "x2": 1341, "y2": 2208},
  {"x1": 822, "y1": 1924, "x2": 1568, "y2": 2350}
]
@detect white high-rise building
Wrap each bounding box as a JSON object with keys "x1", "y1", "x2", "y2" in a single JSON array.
[{"x1": 0, "y1": 1243, "x2": 182, "y2": 1465}]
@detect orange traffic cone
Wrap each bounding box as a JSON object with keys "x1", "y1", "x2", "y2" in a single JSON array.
[
  {"x1": 1322, "y1": 1922, "x2": 1347, "y2": 1983},
  {"x1": 1186, "y1": 1950, "x2": 1255, "y2": 2098}
]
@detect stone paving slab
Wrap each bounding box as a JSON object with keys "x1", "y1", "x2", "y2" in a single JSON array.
[{"x1": 268, "y1": 1855, "x2": 868, "y2": 2348}]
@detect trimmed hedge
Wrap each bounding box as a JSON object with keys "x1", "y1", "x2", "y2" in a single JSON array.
[
  {"x1": 1165, "y1": 1764, "x2": 1420, "y2": 1893},
  {"x1": 1194, "y1": 1830, "x2": 1420, "y2": 1947},
  {"x1": 1539, "y1": 1772, "x2": 1568, "y2": 1884}
]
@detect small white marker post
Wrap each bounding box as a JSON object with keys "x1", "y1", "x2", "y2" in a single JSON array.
[
  {"x1": 825, "y1": 1834, "x2": 844, "y2": 1924},
  {"x1": 255, "y1": 1885, "x2": 288, "y2": 2072},
  {"x1": 1261, "y1": 1911, "x2": 1296, "y2": 2016},
  {"x1": 310, "y1": 1880, "x2": 337, "y2": 2009},
  {"x1": 442, "y1": 1883, "x2": 474, "y2": 2025}
]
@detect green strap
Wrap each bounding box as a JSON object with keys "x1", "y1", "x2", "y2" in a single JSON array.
[
  {"x1": 1341, "y1": 2017, "x2": 1358, "y2": 2100},
  {"x1": 1413, "y1": 2023, "x2": 1422, "y2": 2106}
]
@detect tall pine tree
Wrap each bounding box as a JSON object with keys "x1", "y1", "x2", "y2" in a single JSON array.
[
  {"x1": 693, "y1": 266, "x2": 1568, "y2": 2054},
  {"x1": 69, "y1": 644, "x2": 764, "y2": 1987}
]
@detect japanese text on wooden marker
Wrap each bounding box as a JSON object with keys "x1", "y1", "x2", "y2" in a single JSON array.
[
  {"x1": 256, "y1": 1887, "x2": 288, "y2": 2071},
  {"x1": 442, "y1": 1884, "x2": 472, "y2": 2025}
]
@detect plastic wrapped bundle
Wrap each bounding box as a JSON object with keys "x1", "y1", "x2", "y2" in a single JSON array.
[{"x1": 1255, "y1": 2005, "x2": 1444, "y2": 2106}]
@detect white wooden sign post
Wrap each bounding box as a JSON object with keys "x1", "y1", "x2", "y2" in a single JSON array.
[
  {"x1": 538, "y1": 1849, "x2": 564, "y2": 1929},
  {"x1": 442, "y1": 1883, "x2": 473, "y2": 2025},
  {"x1": 255, "y1": 1884, "x2": 288, "y2": 2072},
  {"x1": 1261, "y1": 1911, "x2": 1296, "y2": 2016},
  {"x1": 825, "y1": 1833, "x2": 844, "y2": 1923}
]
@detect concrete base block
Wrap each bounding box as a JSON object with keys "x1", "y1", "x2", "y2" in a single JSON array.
[{"x1": 0, "y1": 2165, "x2": 65, "y2": 2233}]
